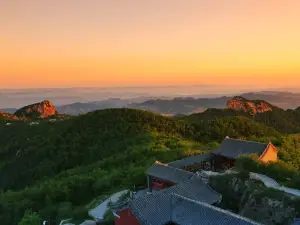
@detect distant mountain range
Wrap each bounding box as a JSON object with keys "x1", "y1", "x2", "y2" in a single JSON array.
[
  {"x1": 56, "y1": 91, "x2": 300, "y2": 115},
  {"x1": 0, "y1": 108, "x2": 17, "y2": 114},
  {"x1": 2, "y1": 91, "x2": 300, "y2": 116},
  {"x1": 56, "y1": 98, "x2": 137, "y2": 115},
  {"x1": 129, "y1": 91, "x2": 300, "y2": 115}
]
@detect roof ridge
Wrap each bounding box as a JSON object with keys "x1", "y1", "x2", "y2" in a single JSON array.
[
  {"x1": 172, "y1": 193, "x2": 262, "y2": 225},
  {"x1": 225, "y1": 137, "x2": 268, "y2": 145},
  {"x1": 153, "y1": 162, "x2": 195, "y2": 174},
  {"x1": 168, "y1": 153, "x2": 205, "y2": 163},
  {"x1": 192, "y1": 173, "x2": 222, "y2": 198}
]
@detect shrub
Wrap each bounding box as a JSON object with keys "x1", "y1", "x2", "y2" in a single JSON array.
[
  {"x1": 235, "y1": 155, "x2": 300, "y2": 188},
  {"x1": 72, "y1": 206, "x2": 89, "y2": 221},
  {"x1": 18, "y1": 210, "x2": 41, "y2": 225}
]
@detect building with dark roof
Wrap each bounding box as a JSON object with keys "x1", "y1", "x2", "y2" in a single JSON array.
[
  {"x1": 115, "y1": 174, "x2": 224, "y2": 225},
  {"x1": 168, "y1": 153, "x2": 211, "y2": 169},
  {"x1": 158, "y1": 173, "x2": 221, "y2": 205},
  {"x1": 211, "y1": 137, "x2": 278, "y2": 171},
  {"x1": 146, "y1": 161, "x2": 194, "y2": 191},
  {"x1": 127, "y1": 193, "x2": 261, "y2": 225},
  {"x1": 114, "y1": 138, "x2": 278, "y2": 225}
]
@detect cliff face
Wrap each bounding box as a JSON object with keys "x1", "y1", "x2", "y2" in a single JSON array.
[
  {"x1": 227, "y1": 97, "x2": 273, "y2": 115},
  {"x1": 14, "y1": 100, "x2": 58, "y2": 119}
]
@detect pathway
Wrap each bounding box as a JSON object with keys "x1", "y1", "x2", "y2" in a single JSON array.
[
  {"x1": 88, "y1": 190, "x2": 128, "y2": 220},
  {"x1": 249, "y1": 172, "x2": 280, "y2": 188},
  {"x1": 200, "y1": 170, "x2": 300, "y2": 197},
  {"x1": 59, "y1": 190, "x2": 128, "y2": 225}
]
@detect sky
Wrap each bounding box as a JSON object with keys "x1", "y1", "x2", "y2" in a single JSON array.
[{"x1": 1, "y1": 0, "x2": 300, "y2": 89}]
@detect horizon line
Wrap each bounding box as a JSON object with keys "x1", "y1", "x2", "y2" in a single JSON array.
[{"x1": 1, "y1": 85, "x2": 299, "y2": 91}]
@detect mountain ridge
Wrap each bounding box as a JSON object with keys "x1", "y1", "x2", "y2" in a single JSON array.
[
  {"x1": 3, "y1": 91, "x2": 298, "y2": 116},
  {"x1": 1, "y1": 100, "x2": 300, "y2": 224},
  {"x1": 180, "y1": 96, "x2": 300, "y2": 133},
  {"x1": 14, "y1": 100, "x2": 58, "y2": 119},
  {"x1": 227, "y1": 96, "x2": 275, "y2": 115}
]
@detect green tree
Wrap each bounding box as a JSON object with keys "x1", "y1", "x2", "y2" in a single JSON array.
[{"x1": 18, "y1": 210, "x2": 40, "y2": 225}]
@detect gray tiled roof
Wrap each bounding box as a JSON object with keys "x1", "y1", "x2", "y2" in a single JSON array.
[
  {"x1": 129, "y1": 192, "x2": 261, "y2": 225},
  {"x1": 212, "y1": 138, "x2": 268, "y2": 159},
  {"x1": 161, "y1": 174, "x2": 221, "y2": 205},
  {"x1": 146, "y1": 163, "x2": 194, "y2": 184},
  {"x1": 168, "y1": 153, "x2": 211, "y2": 168}
]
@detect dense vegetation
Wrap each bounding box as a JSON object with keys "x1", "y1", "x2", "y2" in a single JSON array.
[
  {"x1": 181, "y1": 115, "x2": 280, "y2": 142},
  {"x1": 181, "y1": 106, "x2": 300, "y2": 134},
  {"x1": 0, "y1": 109, "x2": 208, "y2": 224},
  {"x1": 1, "y1": 101, "x2": 300, "y2": 225}
]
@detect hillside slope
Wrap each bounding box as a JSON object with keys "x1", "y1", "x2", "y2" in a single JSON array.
[
  {"x1": 181, "y1": 97, "x2": 300, "y2": 134},
  {"x1": 0, "y1": 103, "x2": 299, "y2": 225},
  {"x1": 129, "y1": 97, "x2": 230, "y2": 115},
  {"x1": 181, "y1": 115, "x2": 280, "y2": 142},
  {"x1": 0, "y1": 108, "x2": 196, "y2": 191},
  {"x1": 0, "y1": 108, "x2": 207, "y2": 225}
]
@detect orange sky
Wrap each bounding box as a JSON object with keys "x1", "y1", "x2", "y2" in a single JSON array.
[{"x1": 1, "y1": 0, "x2": 300, "y2": 89}]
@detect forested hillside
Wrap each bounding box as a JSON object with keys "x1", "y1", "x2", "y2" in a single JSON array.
[
  {"x1": 1, "y1": 102, "x2": 300, "y2": 225},
  {"x1": 0, "y1": 109, "x2": 195, "y2": 191},
  {"x1": 182, "y1": 116, "x2": 280, "y2": 142},
  {"x1": 0, "y1": 108, "x2": 206, "y2": 224},
  {"x1": 181, "y1": 99, "x2": 300, "y2": 134}
]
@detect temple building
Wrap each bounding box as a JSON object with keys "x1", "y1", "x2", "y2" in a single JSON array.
[
  {"x1": 114, "y1": 174, "x2": 223, "y2": 225},
  {"x1": 211, "y1": 137, "x2": 278, "y2": 171},
  {"x1": 113, "y1": 137, "x2": 278, "y2": 225},
  {"x1": 114, "y1": 174, "x2": 261, "y2": 225},
  {"x1": 145, "y1": 161, "x2": 194, "y2": 191}
]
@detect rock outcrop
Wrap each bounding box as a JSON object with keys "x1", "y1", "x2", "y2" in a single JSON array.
[
  {"x1": 227, "y1": 96, "x2": 273, "y2": 115},
  {"x1": 14, "y1": 100, "x2": 58, "y2": 119},
  {"x1": 209, "y1": 174, "x2": 299, "y2": 225},
  {"x1": 0, "y1": 111, "x2": 18, "y2": 120}
]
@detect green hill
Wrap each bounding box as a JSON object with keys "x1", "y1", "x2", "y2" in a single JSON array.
[
  {"x1": 180, "y1": 115, "x2": 280, "y2": 142},
  {"x1": 0, "y1": 104, "x2": 299, "y2": 225},
  {"x1": 0, "y1": 108, "x2": 197, "y2": 191},
  {"x1": 181, "y1": 99, "x2": 300, "y2": 134},
  {"x1": 0, "y1": 108, "x2": 209, "y2": 225}
]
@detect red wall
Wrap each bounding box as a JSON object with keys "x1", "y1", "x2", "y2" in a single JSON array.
[
  {"x1": 115, "y1": 208, "x2": 141, "y2": 225},
  {"x1": 151, "y1": 179, "x2": 175, "y2": 190},
  {"x1": 151, "y1": 180, "x2": 166, "y2": 189}
]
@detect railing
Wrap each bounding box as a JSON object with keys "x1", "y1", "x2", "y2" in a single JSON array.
[{"x1": 110, "y1": 198, "x2": 130, "y2": 210}]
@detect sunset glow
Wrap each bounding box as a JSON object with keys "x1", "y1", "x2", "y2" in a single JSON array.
[{"x1": 1, "y1": 0, "x2": 300, "y2": 88}]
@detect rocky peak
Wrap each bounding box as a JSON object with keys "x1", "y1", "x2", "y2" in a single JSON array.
[
  {"x1": 0, "y1": 111, "x2": 18, "y2": 120},
  {"x1": 227, "y1": 96, "x2": 273, "y2": 115},
  {"x1": 14, "y1": 100, "x2": 58, "y2": 119}
]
